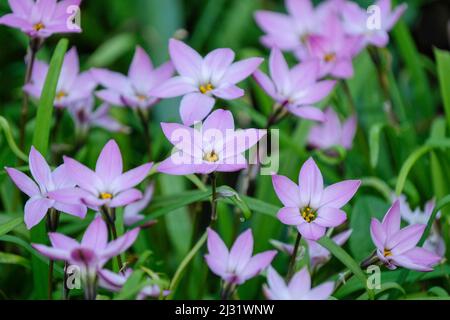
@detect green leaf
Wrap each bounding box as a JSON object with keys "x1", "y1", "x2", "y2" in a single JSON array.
[
  {"x1": 30, "y1": 38, "x2": 68, "y2": 299},
  {"x1": 217, "y1": 185, "x2": 252, "y2": 220},
  {"x1": 0, "y1": 252, "x2": 30, "y2": 269},
  {"x1": 369, "y1": 123, "x2": 387, "y2": 168},
  {"x1": 86, "y1": 33, "x2": 136, "y2": 68},
  {"x1": 435, "y1": 48, "x2": 450, "y2": 130},
  {"x1": 0, "y1": 217, "x2": 23, "y2": 237},
  {"x1": 114, "y1": 270, "x2": 145, "y2": 300},
  {"x1": 318, "y1": 236, "x2": 374, "y2": 300},
  {"x1": 0, "y1": 116, "x2": 28, "y2": 162},
  {"x1": 356, "y1": 282, "x2": 405, "y2": 300}
]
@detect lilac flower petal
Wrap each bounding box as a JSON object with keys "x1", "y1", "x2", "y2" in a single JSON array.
[
  {"x1": 203, "y1": 109, "x2": 234, "y2": 134},
  {"x1": 0, "y1": 14, "x2": 30, "y2": 29},
  {"x1": 222, "y1": 57, "x2": 263, "y2": 84},
  {"x1": 53, "y1": 201, "x2": 87, "y2": 219},
  {"x1": 333, "y1": 229, "x2": 353, "y2": 246},
  {"x1": 5, "y1": 167, "x2": 39, "y2": 197},
  {"x1": 254, "y1": 11, "x2": 293, "y2": 36},
  {"x1": 288, "y1": 267, "x2": 311, "y2": 294},
  {"x1": 150, "y1": 61, "x2": 175, "y2": 87},
  {"x1": 316, "y1": 207, "x2": 347, "y2": 227},
  {"x1": 160, "y1": 122, "x2": 201, "y2": 156},
  {"x1": 253, "y1": 70, "x2": 277, "y2": 99},
  {"x1": 24, "y1": 197, "x2": 53, "y2": 229},
  {"x1": 320, "y1": 180, "x2": 361, "y2": 209},
  {"x1": 111, "y1": 163, "x2": 152, "y2": 194},
  {"x1": 297, "y1": 223, "x2": 325, "y2": 241},
  {"x1": 385, "y1": 3, "x2": 408, "y2": 30},
  {"x1": 49, "y1": 232, "x2": 79, "y2": 250},
  {"x1": 9, "y1": 0, "x2": 34, "y2": 16},
  {"x1": 240, "y1": 250, "x2": 277, "y2": 282},
  {"x1": 128, "y1": 46, "x2": 153, "y2": 85},
  {"x1": 51, "y1": 164, "x2": 76, "y2": 189},
  {"x1": 207, "y1": 228, "x2": 229, "y2": 264},
  {"x1": 150, "y1": 76, "x2": 197, "y2": 98},
  {"x1": 392, "y1": 247, "x2": 440, "y2": 272},
  {"x1": 95, "y1": 140, "x2": 123, "y2": 185},
  {"x1": 288, "y1": 106, "x2": 325, "y2": 122},
  {"x1": 272, "y1": 175, "x2": 301, "y2": 207},
  {"x1": 215, "y1": 163, "x2": 247, "y2": 173},
  {"x1": 227, "y1": 129, "x2": 266, "y2": 155},
  {"x1": 180, "y1": 92, "x2": 215, "y2": 126},
  {"x1": 205, "y1": 254, "x2": 227, "y2": 278},
  {"x1": 81, "y1": 217, "x2": 108, "y2": 251},
  {"x1": 389, "y1": 224, "x2": 426, "y2": 255},
  {"x1": 169, "y1": 39, "x2": 203, "y2": 78},
  {"x1": 203, "y1": 48, "x2": 235, "y2": 84},
  {"x1": 277, "y1": 207, "x2": 303, "y2": 226},
  {"x1": 370, "y1": 218, "x2": 386, "y2": 250},
  {"x1": 290, "y1": 60, "x2": 320, "y2": 89},
  {"x1": 298, "y1": 158, "x2": 323, "y2": 208},
  {"x1": 96, "y1": 90, "x2": 124, "y2": 106},
  {"x1": 293, "y1": 80, "x2": 336, "y2": 105},
  {"x1": 286, "y1": 0, "x2": 314, "y2": 18},
  {"x1": 63, "y1": 156, "x2": 103, "y2": 195},
  {"x1": 212, "y1": 85, "x2": 244, "y2": 100},
  {"x1": 110, "y1": 188, "x2": 143, "y2": 207},
  {"x1": 229, "y1": 229, "x2": 254, "y2": 274},
  {"x1": 305, "y1": 282, "x2": 334, "y2": 300},
  {"x1": 29, "y1": 146, "x2": 52, "y2": 192},
  {"x1": 32, "y1": 244, "x2": 69, "y2": 261},
  {"x1": 331, "y1": 60, "x2": 354, "y2": 79},
  {"x1": 59, "y1": 47, "x2": 79, "y2": 89},
  {"x1": 382, "y1": 200, "x2": 401, "y2": 237},
  {"x1": 91, "y1": 68, "x2": 131, "y2": 92},
  {"x1": 123, "y1": 184, "x2": 154, "y2": 226},
  {"x1": 269, "y1": 48, "x2": 290, "y2": 94},
  {"x1": 266, "y1": 266, "x2": 289, "y2": 297},
  {"x1": 341, "y1": 116, "x2": 357, "y2": 149},
  {"x1": 157, "y1": 154, "x2": 199, "y2": 175},
  {"x1": 102, "y1": 228, "x2": 140, "y2": 260}
]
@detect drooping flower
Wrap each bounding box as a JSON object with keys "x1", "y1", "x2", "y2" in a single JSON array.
[
  {"x1": 67, "y1": 96, "x2": 129, "y2": 134},
  {"x1": 91, "y1": 46, "x2": 174, "y2": 110},
  {"x1": 0, "y1": 0, "x2": 82, "y2": 38},
  {"x1": 98, "y1": 268, "x2": 169, "y2": 299},
  {"x1": 303, "y1": 14, "x2": 361, "y2": 79},
  {"x1": 253, "y1": 48, "x2": 335, "y2": 122},
  {"x1": 307, "y1": 107, "x2": 357, "y2": 151},
  {"x1": 150, "y1": 39, "x2": 263, "y2": 126},
  {"x1": 24, "y1": 47, "x2": 97, "y2": 108},
  {"x1": 158, "y1": 109, "x2": 266, "y2": 175},
  {"x1": 123, "y1": 184, "x2": 154, "y2": 226},
  {"x1": 271, "y1": 229, "x2": 352, "y2": 269},
  {"x1": 370, "y1": 200, "x2": 441, "y2": 271},
  {"x1": 48, "y1": 140, "x2": 152, "y2": 209},
  {"x1": 341, "y1": 0, "x2": 407, "y2": 50},
  {"x1": 396, "y1": 195, "x2": 445, "y2": 258},
  {"x1": 5, "y1": 146, "x2": 86, "y2": 229},
  {"x1": 205, "y1": 228, "x2": 276, "y2": 286},
  {"x1": 254, "y1": 0, "x2": 338, "y2": 59},
  {"x1": 32, "y1": 216, "x2": 139, "y2": 278},
  {"x1": 263, "y1": 266, "x2": 334, "y2": 300},
  {"x1": 273, "y1": 158, "x2": 360, "y2": 240}
]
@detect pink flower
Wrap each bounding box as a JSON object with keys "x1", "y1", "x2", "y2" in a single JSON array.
[
  {"x1": 341, "y1": 0, "x2": 407, "y2": 49},
  {"x1": 91, "y1": 46, "x2": 174, "y2": 110},
  {"x1": 32, "y1": 216, "x2": 139, "y2": 277},
  {"x1": 48, "y1": 140, "x2": 152, "y2": 209},
  {"x1": 24, "y1": 47, "x2": 97, "y2": 108},
  {"x1": 5, "y1": 146, "x2": 86, "y2": 229},
  {"x1": 307, "y1": 107, "x2": 357, "y2": 151},
  {"x1": 123, "y1": 184, "x2": 154, "y2": 226},
  {"x1": 98, "y1": 269, "x2": 169, "y2": 299},
  {"x1": 254, "y1": 48, "x2": 335, "y2": 122},
  {"x1": 150, "y1": 39, "x2": 263, "y2": 125},
  {"x1": 0, "y1": 0, "x2": 82, "y2": 38},
  {"x1": 205, "y1": 228, "x2": 276, "y2": 285},
  {"x1": 370, "y1": 200, "x2": 441, "y2": 272},
  {"x1": 158, "y1": 109, "x2": 266, "y2": 175},
  {"x1": 273, "y1": 158, "x2": 360, "y2": 240},
  {"x1": 263, "y1": 266, "x2": 334, "y2": 300}
]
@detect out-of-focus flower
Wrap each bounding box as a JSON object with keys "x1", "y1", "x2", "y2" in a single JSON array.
[
  {"x1": 273, "y1": 158, "x2": 360, "y2": 240},
  {"x1": 123, "y1": 184, "x2": 154, "y2": 226},
  {"x1": 263, "y1": 266, "x2": 334, "y2": 300},
  {"x1": 48, "y1": 140, "x2": 152, "y2": 209},
  {"x1": 254, "y1": 0, "x2": 338, "y2": 59},
  {"x1": 98, "y1": 269, "x2": 169, "y2": 299},
  {"x1": 307, "y1": 108, "x2": 356, "y2": 151},
  {"x1": 341, "y1": 0, "x2": 407, "y2": 50},
  {"x1": 396, "y1": 195, "x2": 445, "y2": 258},
  {"x1": 253, "y1": 49, "x2": 335, "y2": 122},
  {"x1": 0, "y1": 0, "x2": 82, "y2": 38},
  {"x1": 32, "y1": 216, "x2": 139, "y2": 277},
  {"x1": 370, "y1": 200, "x2": 441, "y2": 271},
  {"x1": 205, "y1": 228, "x2": 276, "y2": 286},
  {"x1": 158, "y1": 109, "x2": 266, "y2": 175},
  {"x1": 24, "y1": 47, "x2": 97, "y2": 108},
  {"x1": 68, "y1": 96, "x2": 129, "y2": 134},
  {"x1": 5, "y1": 146, "x2": 86, "y2": 229},
  {"x1": 92, "y1": 46, "x2": 174, "y2": 110},
  {"x1": 150, "y1": 39, "x2": 263, "y2": 126},
  {"x1": 304, "y1": 14, "x2": 360, "y2": 79}
]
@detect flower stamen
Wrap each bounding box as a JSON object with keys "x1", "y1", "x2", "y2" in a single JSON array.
[
  {"x1": 100, "y1": 192, "x2": 113, "y2": 200},
  {"x1": 203, "y1": 150, "x2": 219, "y2": 163},
  {"x1": 199, "y1": 83, "x2": 214, "y2": 94},
  {"x1": 300, "y1": 206, "x2": 317, "y2": 223},
  {"x1": 55, "y1": 91, "x2": 68, "y2": 101},
  {"x1": 383, "y1": 249, "x2": 393, "y2": 257},
  {"x1": 324, "y1": 52, "x2": 336, "y2": 63},
  {"x1": 33, "y1": 22, "x2": 45, "y2": 31}
]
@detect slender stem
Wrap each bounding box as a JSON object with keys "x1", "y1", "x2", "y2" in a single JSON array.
[
  {"x1": 137, "y1": 108, "x2": 152, "y2": 160},
  {"x1": 286, "y1": 232, "x2": 302, "y2": 281},
  {"x1": 48, "y1": 260, "x2": 54, "y2": 300},
  {"x1": 209, "y1": 173, "x2": 217, "y2": 224},
  {"x1": 19, "y1": 38, "x2": 41, "y2": 154},
  {"x1": 220, "y1": 282, "x2": 236, "y2": 300},
  {"x1": 100, "y1": 206, "x2": 124, "y2": 271},
  {"x1": 341, "y1": 80, "x2": 356, "y2": 115},
  {"x1": 45, "y1": 209, "x2": 60, "y2": 300},
  {"x1": 83, "y1": 275, "x2": 97, "y2": 300},
  {"x1": 63, "y1": 261, "x2": 69, "y2": 300}
]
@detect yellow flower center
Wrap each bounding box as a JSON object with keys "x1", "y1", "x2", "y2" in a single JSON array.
[
  {"x1": 199, "y1": 83, "x2": 214, "y2": 94},
  {"x1": 100, "y1": 192, "x2": 113, "y2": 200},
  {"x1": 203, "y1": 151, "x2": 219, "y2": 163},
  {"x1": 300, "y1": 206, "x2": 317, "y2": 223},
  {"x1": 136, "y1": 94, "x2": 147, "y2": 101},
  {"x1": 33, "y1": 22, "x2": 45, "y2": 31},
  {"x1": 55, "y1": 91, "x2": 68, "y2": 101},
  {"x1": 383, "y1": 249, "x2": 393, "y2": 257},
  {"x1": 324, "y1": 53, "x2": 336, "y2": 63}
]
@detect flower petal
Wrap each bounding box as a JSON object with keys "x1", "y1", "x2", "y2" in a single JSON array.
[
  {"x1": 203, "y1": 48, "x2": 235, "y2": 84},
  {"x1": 63, "y1": 156, "x2": 103, "y2": 195},
  {"x1": 5, "y1": 167, "x2": 39, "y2": 197},
  {"x1": 320, "y1": 180, "x2": 361, "y2": 209},
  {"x1": 150, "y1": 76, "x2": 197, "y2": 98},
  {"x1": 128, "y1": 46, "x2": 153, "y2": 85},
  {"x1": 95, "y1": 140, "x2": 123, "y2": 185},
  {"x1": 109, "y1": 188, "x2": 143, "y2": 208},
  {"x1": 253, "y1": 70, "x2": 277, "y2": 99},
  {"x1": 49, "y1": 232, "x2": 79, "y2": 250},
  {"x1": 288, "y1": 106, "x2": 325, "y2": 122},
  {"x1": 298, "y1": 158, "x2": 323, "y2": 208},
  {"x1": 222, "y1": 57, "x2": 263, "y2": 84},
  {"x1": 180, "y1": 92, "x2": 215, "y2": 126},
  {"x1": 269, "y1": 48, "x2": 290, "y2": 94},
  {"x1": 169, "y1": 39, "x2": 203, "y2": 78},
  {"x1": 207, "y1": 228, "x2": 229, "y2": 263},
  {"x1": 304, "y1": 282, "x2": 334, "y2": 300},
  {"x1": 297, "y1": 223, "x2": 325, "y2": 241},
  {"x1": 111, "y1": 163, "x2": 152, "y2": 194},
  {"x1": 382, "y1": 200, "x2": 401, "y2": 237},
  {"x1": 240, "y1": 250, "x2": 277, "y2": 283},
  {"x1": 81, "y1": 216, "x2": 108, "y2": 251},
  {"x1": 29, "y1": 146, "x2": 52, "y2": 192},
  {"x1": 370, "y1": 218, "x2": 386, "y2": 250},
  {"x1": 24, "y1": 197, "x2": 53, "y2": 229},
  {"x1": 228, "y1": 229, "x2": 254, "y2": 274},
  {"x1": 288, "y1": 267, "x2": 311, "y2": 295},
  {"x1": 32, "y1": 244, "x2": 69, "y2": 261},
  {"x1": 389, "y1": 224, "x2": 426, "y2": 255},
  {"x1": 272, "y1": 175, "x2": 301, "y2": 207},
  {"x1": 277, "y1": 207, "x2": 303, "y2": 226},
  {"x1": 102, "y1": 228, "x2": 140, "y2": 260},
  {"x1": 315, "y1": 207, "x2": 347, "y2": 228}
]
